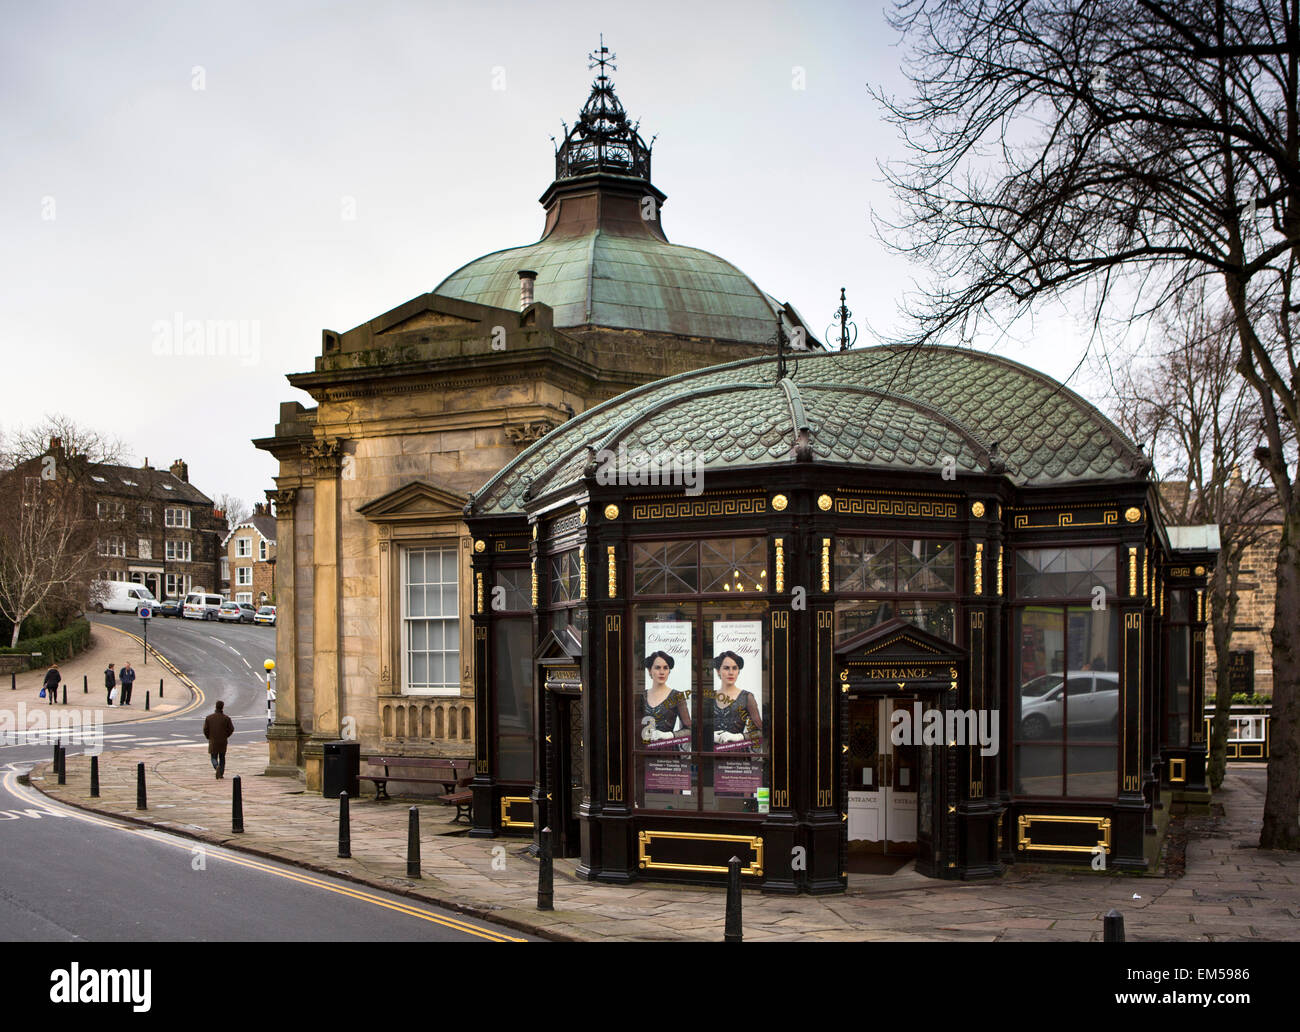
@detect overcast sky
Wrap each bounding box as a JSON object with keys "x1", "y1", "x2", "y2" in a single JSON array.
[{"x1": 1, "y1": 0, "x2": 1109, "y2": 507}]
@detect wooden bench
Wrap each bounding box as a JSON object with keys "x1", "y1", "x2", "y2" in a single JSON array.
[
  {"x1": 360, "y1": 756, "x2": 474, "y2": 817},
  {"x1": 433, "y1": 776, "x2": 475, "y2": 824}
]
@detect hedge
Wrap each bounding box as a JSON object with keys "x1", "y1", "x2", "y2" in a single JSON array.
[{"x1": 0, "y1": 618, "x2": 92, "y2": 667}]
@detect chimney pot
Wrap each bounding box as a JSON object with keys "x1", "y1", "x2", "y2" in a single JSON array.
[{"x1": 517, "y1": 269, "x2": 537, "y2": 311}]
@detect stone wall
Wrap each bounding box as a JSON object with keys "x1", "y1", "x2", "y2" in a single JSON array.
[{"x1": 1206, "y1": 524, "x2": 1281, "y2": 696}]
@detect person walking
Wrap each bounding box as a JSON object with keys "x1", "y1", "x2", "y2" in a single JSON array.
[
  {"x1": 104, "y1": 663, "x2": 116, "y2": 706},
  {"x1": 203, "y1": 700, "x2": 234, "y2": 779},
  {"x1": 119, "y1": 662, "x2": 136, "y2": 705},
  {"x1": 41, "y1": 664, "x2": 60, "y2": 706}
]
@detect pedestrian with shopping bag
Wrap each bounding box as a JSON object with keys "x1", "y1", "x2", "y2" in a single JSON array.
[
  {"x1": 105, "y1": 663, "x2": 116, "y2": 705},
  {"x1": 41, "y1": 664, "x2": 60, "y2": 706}
]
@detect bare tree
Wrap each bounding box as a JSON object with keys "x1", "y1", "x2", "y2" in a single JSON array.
[
  {"x1": 2, "y1": 413, "x2": 127, "y2": 472},
  {"x1": 1111, "y1": 292, "x2": 1280, "y2": 789},
  {"x1": 875, "y1": 0, "x2": 1300, "y2": 848},
  {"x1": 213, "y1": 493, "x2": 251, "y2": 531},
  {"x1": 0, "y1": 476, "x2": 99, "y2": 646}
]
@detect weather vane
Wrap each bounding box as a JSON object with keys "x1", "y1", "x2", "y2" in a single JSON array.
[
  {"x1": 826, "y1": 287, "x2": 858, "y2": 351},
  {"x1": 589, "y1": 34, "x2": 616, "y2": 79}
]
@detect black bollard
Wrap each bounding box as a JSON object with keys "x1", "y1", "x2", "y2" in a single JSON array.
[
  {"x1": 406, "y1": 806, "x2": 421, "y2": 878},
  {"x1": 56, "y1": 745, "x2": 66, "y2": 784},
  {"x1": 1104, "y1": 908, "x2": 1125, "y2": 942},
  {"x1": 61, "y1": 684, "x2": 67, "y2": 705},
  {"x1": 83, "y1": 674, "x2": 87, "y2": 694},
  {"x1": 231, "y1": 775, "x2": 244, "y2": 833},
  {"x1": 53, "y1": 738, "x2": 61, "y2": 766},
  {"x1": 338, "y1": 792, "x2": 351, "y2": 858},
  {"x1": 90, "y1": 754, "x2": 99, "y2": 797},
  {"x1": 537, "y1": 825, "x2": 554, "y2": 910},
  {"x1": 724, "y1": 856, "x2": 743, "y2": 942},
  {"x1": 159, "y1": 678, "x2": 163, "y2": 699},
  {"x1": 136, "y1": 761, "x2": 147, "y2": 810},
  {"x1": 145, "y1": 690, "x2": 150, "y2": 711},
  {"x1": 9, "y1": 671, "x2": 13, "y2": 690}
]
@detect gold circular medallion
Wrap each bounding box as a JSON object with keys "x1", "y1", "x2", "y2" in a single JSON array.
[
  {"x1": 1195, "y1": 565, "x2": 1206, "y2": 576},
  {"x1": 771, "y1": 494, "x2": 788, "y2": 512},
  {"x1": 817, "y1": 493, "x2": 833, "y2": 512},
  {"x1": 579, "y1": 506, "x2": 588, "y2": 524},
  {"x1": 1124, "y1": 506, "x2": 1142, "y2": 523},
  {"x1": 473, "y1": 539, "x2": 485, "y2": 553},
  {"x1": 604, "y1": 504, "x2": 620, "y2": 520},
  {"x1": 971, "y1": 501, "x2": 986, "y2": 518}
]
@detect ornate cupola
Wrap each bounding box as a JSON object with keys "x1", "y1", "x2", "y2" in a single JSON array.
[{"x1": 539, "y1": 37, "x2": 667, "y2": 243}]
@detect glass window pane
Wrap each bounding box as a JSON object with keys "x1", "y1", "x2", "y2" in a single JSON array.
[
  {"x1": 1016, "y1": 608, "x2": 1065, "y2": 795},
  {"x1": 834, "y1": 537, "x2": 894, "y2": 593},
  {"x1": 411, "y1": 622, "x2": 427, "y2": 651},
  {"x1": 700, "y1": 537, "x2": 766, "y2": 594},
  {"x1": 441, "y1": 549, "x2": 457, "y2": 582},
  {"x1": 444, "y1": 650, "x2": 459, "y2": 685},
  {"x1": 632, "y1": 541, "x2": 697, "y2": 596},
  {"x1": 897, "y1": 539, "x2": 956, "y2": 593},
  {"x1": 442, "y1": 583, "x2": 458, "y2": 615},
  {"x1": 410, "y1": 653, "x2": 428, "y2": 687},
  {"x1": 408, "y1": 550, "x2": 424, "y2": 584},
  {"x1": 408, "y1": 585, "x2": 424, "y2": 617}
]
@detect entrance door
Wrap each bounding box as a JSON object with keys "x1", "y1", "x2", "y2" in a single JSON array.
[
  {"x1": 847, "y1": 696, "x2": 919, "y2": 858},
  {"x1": 550, "y1": 692, "x2": 585, "y2": 859}
]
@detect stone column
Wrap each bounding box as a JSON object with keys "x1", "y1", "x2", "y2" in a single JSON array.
[
  {"x1": 266, "y1": 486, "x2": 302, "y2": 775},
  {"x1": 305, "y1": 438, "x2": 343, "y2": 791}
]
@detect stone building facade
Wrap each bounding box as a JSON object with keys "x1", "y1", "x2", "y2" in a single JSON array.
[
  {"x1": 1205, "y1": 524, "x2": 1281, "y2": 696},
  {"x1": 255, "y1": 58, "x2": 817, "y2": 786},
  {"x1": 223, "y1": 505, "x2": 277, "y2": 606}
]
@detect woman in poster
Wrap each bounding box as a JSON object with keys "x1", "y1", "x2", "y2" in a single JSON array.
[
  {"x1": 711, "y1": 650, "x2": 762, "y2": 744},
  {"x1": 643, "y1": 651, "x2": 691, "y2": 742}
]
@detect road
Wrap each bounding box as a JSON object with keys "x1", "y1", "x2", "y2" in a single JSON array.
[{"x1": 0, "y1": 613, "x2": 532, "y2": 943}]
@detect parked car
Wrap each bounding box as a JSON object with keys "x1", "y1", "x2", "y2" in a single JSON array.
[
  {"x1": 217, "y1": 602, "x2": 256, "y2": 623},
  {"x1": 1019, "y1": 671, "x2": 1120, "y2": 740},
  {"x1": 182, "y1": 592, "x2": 224, "y2": 620},
  {"x1": 156, "y1": 598, "x2": 183, "y2": 618},
  {"x1": 254, "y1": 606, "x2": 277, "y2": 626},
  {"x1": 91, "y1": 580, "x2": 158, "y2": 614}
]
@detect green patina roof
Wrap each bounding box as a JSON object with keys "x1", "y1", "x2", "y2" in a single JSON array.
[
  {"x1": 435, "y1": 229, "x2": 793, "y2": 344},
  {"x1": 471, "y1": 345, "x2": 1146, "y2": 515}
]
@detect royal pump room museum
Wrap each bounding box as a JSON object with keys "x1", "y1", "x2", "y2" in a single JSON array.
[{"x1": 464, "y1": 345, "x2": 1216, "y2": 894}]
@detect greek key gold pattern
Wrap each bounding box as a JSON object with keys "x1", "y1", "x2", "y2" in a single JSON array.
[
  {"x1": 607, "y1": 546, "x2": 617, "y2": 598},
  {"x1": 834, "y1": 497, "x2": 959, "y2": 519},
  {"x1": 1013, "y1": 510, "x2": 1119, "y2": 529},
  {"x1": 630, "y1": 497, "x2": 764, "y2": 520},
  {"x1": 974, "y1": 542, "x2": 984, "y2": 595},
  {"x1": 821, "y1": 538, "x2": 831, "y2": 593},
  {"x1": 775, "y1": 538, "x2": 785, "y2": 593},
  {"x1": 1168, "y1": 567, "x2": 1191, "y2": 577}
]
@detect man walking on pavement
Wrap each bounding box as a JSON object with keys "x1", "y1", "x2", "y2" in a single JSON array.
[
  {"x1": 104, "y1": 663, "x2": 116, "y2": 706},
  {"x1": 42, "y1": 663, "x2": 60, "y2": 706},
  {"x1": 203, "y1": 700, "x2": 234, "y2": 779},
  {"x1": 119, "y1": 662, "x2": 136, "y2": 705}
]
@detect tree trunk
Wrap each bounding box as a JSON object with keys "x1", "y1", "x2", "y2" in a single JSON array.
[
  {"x1": 1261, "y1": 505, "x2": 1300, "y2": 849},
  {"x1": 9, "y1": 621, "x2": 21, "y2": 649},
  {"x1": 1207, "y1": 549, "x2": 1239, "y2": 791}
]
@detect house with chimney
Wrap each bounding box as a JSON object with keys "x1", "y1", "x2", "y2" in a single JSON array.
[{"x1": 222, "y1": 503, "x2": 278, "y2": 606}]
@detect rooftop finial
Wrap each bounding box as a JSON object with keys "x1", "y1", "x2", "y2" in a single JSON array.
[
  {"x1": 555, "y1": 39, "x2": 653, "y2": 182},
  {"x1": 589, "y1": 33, "x2": 616, "y2": 81}
]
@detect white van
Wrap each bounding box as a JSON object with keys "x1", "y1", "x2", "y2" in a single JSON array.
[
  {"x1": 183, "y1": 592, "x2": 224, "y2": 621},
  {"x1": 92, "y1": 580, "x2": 158, "y2": 614}
]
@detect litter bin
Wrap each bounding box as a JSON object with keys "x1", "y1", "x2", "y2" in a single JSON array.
[{"x1": 322, "y1": 740, "x2": 360, "y2": 799}]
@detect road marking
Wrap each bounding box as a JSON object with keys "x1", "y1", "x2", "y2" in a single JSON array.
[{"x1": 1, "y1": 772, "x2": 526, "y2": 942}]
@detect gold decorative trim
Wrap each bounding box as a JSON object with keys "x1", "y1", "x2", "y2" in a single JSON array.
[
  {"x1": 771, "y1": 493, "x2": 788, "y2": 512},
  {"x1": 1013, "y1": 510, "x2": 1119, "y2": 529},
  {"x1": 971, "y1": 501, "x2": 985, "y2": 518},
  {"x1": 1144, "y1": 550, "x2": 1149, "y2": 599},
  {"x1": 475, "y1": 572, "x2": 484, "y2": 614},
  {"x1": 579, "y1": 506, "x2": 588, "y2": 525},
  {"x1": 1168, "y1": 567, "x2": 1191, "y2": 577},
  {"x1": 500, "y1": 796, "x2": 534, "y2": 829},
  {"x1": 604, "y1": 504, "x2": 620, "y2": 520},
  {"x1": 1128, "y1": 547, "x2": 1138, "y2": 596},
  {"x1": 821, "y1": 537, "x2": 830, "y2": 592},
  {"x1": 630, "y1": 496, "x2": 763, "y2": 520},
  {"x1": 974, "y1": 542, "x2": 984, "y2": 595},
  {"x1": 607, "y1": 546, "x2": 617, "y2": 598},
  {"x1": 1017, "y1": 814, "x2": 1111, "y2": 854},
  {"x1": 579, "y1": 546, "x2": 587, "y2": 600},
  {"x1": 775, "y1": 538, "x2": 785, "y2": 593},
  {"x1": 473, "y1": 539, "x2": 485, "y2": 553},
  {"x1": 996, "y1": 545, "x2": 1003, "y2": 596},
  {"x1": 531, "y1": 523, "x2": 538, "y2": 540},
  {"x1": 1197, "y1": 589, "x2": 1205, "y2": 621},
  {"x1": 835, "y1": 497, "x2": 959, "y2": 519},
  {"x1": 638, "y1": 830, "x2": 764, "y2": 877},
  {"x1": 1195, "y1": 565, "x2": 1206, "y2": 576},
  {"x1": 817, "y1": 493, "x2": 833, "y2": 512},
  {"x1": 1168, "y1": 758, "x2": 1187, "y2": 784},
  {"x1": 530, "y1": 558, "x2": 538, "y2": 608},
  {"x1": 1124, "y1": 506, "x2": 1142, "y2": 523}
]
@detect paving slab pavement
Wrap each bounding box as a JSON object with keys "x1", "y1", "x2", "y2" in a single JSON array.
[{"x1": 28, "y1": 746, "x2": 1300, "y2": 942}]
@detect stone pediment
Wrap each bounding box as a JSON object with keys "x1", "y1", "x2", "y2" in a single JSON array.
[
  {"x1": 357, "y1": 481, "x2": 468, "y2": 523},
  {"x1": 834, "y1": 618, "x2": 965, "y2": 665},
  {"x1": 377, "y1": 309, "x2": 479, "y2": 335}
]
